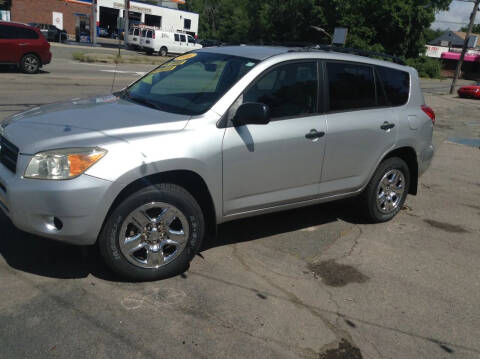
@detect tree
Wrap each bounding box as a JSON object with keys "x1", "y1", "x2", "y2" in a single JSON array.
[
  {"x1": 182, "y1": 0, "x2": 453, "y2": 57},
  {"x1": 460, "y1": 24, "x2": 480, "y2": 34}
]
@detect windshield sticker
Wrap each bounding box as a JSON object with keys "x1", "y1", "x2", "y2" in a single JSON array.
[
  {"x1": 153, "y1": 65, "x2": 177, "y2": 73},
  {"x1": 245, "y1": 62, "x2": 256, "y2": 67},
  {"x1": 175, "y1": 53, "x2": 197, "y2": 61}
]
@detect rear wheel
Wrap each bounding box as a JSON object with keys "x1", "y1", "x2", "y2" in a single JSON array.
[
  {"x1": 99, "y1": 183, "x2": 204, "y2": 281},
  {"x1": 159, "y1": 47, "x2": 168, "y2": 57},
  {"x1": 20, "y1": 54, "x2": 40, "y2": 74},
  {"x1": 361, "y1": 157, "x2": 410, "y2": 223}
]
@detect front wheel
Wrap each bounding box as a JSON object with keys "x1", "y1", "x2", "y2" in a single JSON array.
[
  {"x1": 99, "y1": 183, "x2": 205, "y2": 281},
  {"x1": 361, "y1": 157, "x2": 410, "y2": 223},
  {"x1": 20, "y1": 54, "x2": 40, "y2": 74}
]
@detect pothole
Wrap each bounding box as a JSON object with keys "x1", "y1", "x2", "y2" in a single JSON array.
[
  {"x1": 318, "y1": 339, "x2": 363, "y2": 359},
  {"x1": 307, "y1": 259, "x2": 369, "y2": 287}
]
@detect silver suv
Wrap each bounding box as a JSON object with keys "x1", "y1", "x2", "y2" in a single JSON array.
[{"x1": 0, "y1": 46, "x2": 435, "y2": 281}]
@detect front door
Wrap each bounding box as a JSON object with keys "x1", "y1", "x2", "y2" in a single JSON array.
[
  {"x1": 320, "y1": 61, "x2": 398, "y2": 195},
  {"x1": 222, "y1": 61, "x2": 326, "y2": 215}
]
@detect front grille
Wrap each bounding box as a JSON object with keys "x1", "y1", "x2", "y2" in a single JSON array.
[{"x1": 0, "y1": 135, "x2": 19, "y2": 173}]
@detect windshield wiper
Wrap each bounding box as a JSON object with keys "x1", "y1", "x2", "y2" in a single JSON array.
[{"x1": 125, "y1": 94, "x2": 163, "y2": 111}]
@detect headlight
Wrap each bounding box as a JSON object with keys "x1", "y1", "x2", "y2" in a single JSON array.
[{"x1": 24, "y1": 147, "x2": 107, "y2": 180}]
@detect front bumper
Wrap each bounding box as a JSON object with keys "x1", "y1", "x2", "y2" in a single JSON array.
[{"x1": 0, "y1": 157, "x2": 113, "y2": 245}]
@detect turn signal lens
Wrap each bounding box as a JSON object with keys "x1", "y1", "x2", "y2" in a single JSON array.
[{"x1": 68, "y1": 152, "x2": 105, "y2": 177}]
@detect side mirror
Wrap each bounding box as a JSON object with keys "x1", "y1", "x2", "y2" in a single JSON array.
[{"x1": 233, "y1": 102, "x2": 270, "y2": 126}]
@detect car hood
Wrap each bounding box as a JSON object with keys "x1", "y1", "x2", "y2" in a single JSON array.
[{"x1": 2, "y1": 95, "x2": 190, "y2": 154}]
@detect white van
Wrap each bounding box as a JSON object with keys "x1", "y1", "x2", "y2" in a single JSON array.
[
  {"x1": 126, "y1": 26, "x2": 141, "y2": 49},
  {"x1": 142, "y1": 30, "x2": 202, "y2": 56}
]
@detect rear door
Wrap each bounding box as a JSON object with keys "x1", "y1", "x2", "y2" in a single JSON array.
[
  {"x1": 0, "y1": 24, "x2": 20, "y2": 63},
  {"x1": 320, "y1": 61, "x2": 397, "y2": 195},
  {"x1": 179, "y1": 34, "x2": 187, "y2": 53},
  {"x1": 222, "y1": 61, "x2": 327, "y2": 215},
  {"x1": 172, "y1": 33, "x2": 182, "y2": 53}
]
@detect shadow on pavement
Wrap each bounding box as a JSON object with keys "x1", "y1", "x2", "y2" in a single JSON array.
[
  {"x1": 0, "y1": 65, "x2": 50, "y2": 74},
  {"x1": 0, "y1": 198, "x2": 366, "y2": 281}
]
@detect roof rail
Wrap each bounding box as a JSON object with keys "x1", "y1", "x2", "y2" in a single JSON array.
[{"x1": 292, "y1": 45, "x2": 406, "y2": 65}]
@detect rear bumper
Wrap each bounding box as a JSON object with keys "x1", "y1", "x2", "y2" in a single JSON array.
[
  {"x1": 419, "y1": 144, "x2": 434, "y2": 177},
  {"x1": 0, "y1": 160, "x2": 113, "y2": 246}
]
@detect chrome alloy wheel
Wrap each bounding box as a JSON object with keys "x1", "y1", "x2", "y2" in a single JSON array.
[
  {"x1": 376, "y1": 169, "x2": 405, "y2": 214},
  {"x1": 24, "y1": 55, "x2": 39, "y2": 73},
  {"x1": 119, "y1": 202, "x2": 190, "y2": 269}
]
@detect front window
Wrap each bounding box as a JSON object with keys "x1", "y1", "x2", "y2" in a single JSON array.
[{"x1": 123, "y1": 52, "x2": 259, "y2": 116}]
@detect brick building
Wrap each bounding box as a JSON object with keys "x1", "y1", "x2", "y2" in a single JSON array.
[
  {"x1": 10, "y1": 0, "x2": 198, "y2": 42},
  {"x1": 11, "y1": 0, "x2": 93, "y2": 39}
]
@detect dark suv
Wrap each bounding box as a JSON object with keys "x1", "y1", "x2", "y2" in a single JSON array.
[
  {"x1": 0, "y1": 21, "x2": 52, "y2": 73},
  {"x1": 28, "y1": 23, "x2": 67, "y2": 42}
]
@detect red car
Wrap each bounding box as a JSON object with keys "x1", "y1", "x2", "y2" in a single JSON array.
[
  {"x1": 0, "y1": 21, "x2": 52, "y2": 74},
  {"x1": 458, "y1": 83, "x2": 480, "y2": 99}
]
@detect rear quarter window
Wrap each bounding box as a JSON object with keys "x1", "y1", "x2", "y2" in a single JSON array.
[{"x1": 376, "y1": 67, "x2": 410, "y2": 106}]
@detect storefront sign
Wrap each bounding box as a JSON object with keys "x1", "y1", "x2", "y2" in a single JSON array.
[
  {"x1": 425, "y1": 45, "x2": 448, "y2": 58},
  {"x1": 113, "y1": 2, "x2": 152, "y2": 14},
  {"x1": 52, "y1": 12, "x2": 63, "y2": 30}
]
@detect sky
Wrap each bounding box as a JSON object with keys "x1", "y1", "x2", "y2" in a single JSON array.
[{"x1": 432, "y1": 0, "x2": 480, "y2": 30}]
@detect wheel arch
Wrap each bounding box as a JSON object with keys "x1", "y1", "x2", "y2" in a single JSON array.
[
  {"x1": 382, "y1": 147, "x2": 418, "y2": 195},
  {"x1": 102, "y1": 170, "x2": 217, "y2": 241}
]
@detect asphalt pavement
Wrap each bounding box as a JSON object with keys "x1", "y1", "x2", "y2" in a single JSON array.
[{"x1": 0, "y1": 44, "x2": 479, "y2": 359}]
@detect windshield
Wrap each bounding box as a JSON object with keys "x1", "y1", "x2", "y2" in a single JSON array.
[{"x1": 123, "y1": 52, "x2": 259, "y2": 115}]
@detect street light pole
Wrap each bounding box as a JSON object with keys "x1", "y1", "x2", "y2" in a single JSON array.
[
  {"x1": 449, "y1": 0, "x2": 480, "y2": 94},
  {"x1": 91, "y1": 0, "x2": 97, "y2": 45},
  {"x1": 310, "y1": 25, "x2": 333, "y2": 45},
  {"x1": 124, "y1": 0, "x2": 129, "y2": 48}
]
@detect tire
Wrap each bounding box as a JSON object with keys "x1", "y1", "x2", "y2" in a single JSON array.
[
  {"x1": 361, "y1": 157, "x2": 410, "y2": 223},
  {"x1": 99, "y1": 183, "x2": 205, "y2": 281},
  {"x1": 20, "y1": 54, "x2": 40, "y2": 74},
  {"x1": 159, "y1": 47, "x2": 168, "y2": 57}
]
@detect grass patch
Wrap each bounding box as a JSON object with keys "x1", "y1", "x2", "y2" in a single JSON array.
[{"x1": 72, "y1": 51, "x2": 169, "y2": 65}]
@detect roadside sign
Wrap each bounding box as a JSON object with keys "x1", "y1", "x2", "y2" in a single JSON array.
[{"x1": 332, "y1": 27, "x2": 348, "y2": 46}]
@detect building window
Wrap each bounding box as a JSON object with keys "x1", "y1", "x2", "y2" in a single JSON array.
[{"x1": 184, "y1": 19, "x2": 191, "y2": 30}]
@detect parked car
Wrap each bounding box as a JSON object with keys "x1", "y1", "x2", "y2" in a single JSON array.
[
  {"x1": 0, "y1": 21, "x2": 51, "y2": 73},
  {"x1": 198, "y1": 39, "x2": 222, "y2": 48},
  {"x1": 0, "y1": 46, "x2": 435, "y2": 281},
  {"x1": 458, "y1": 83, "x2": 480, "y2": 99},
  {"x1": 28, "y1": 23, "x2": 67, "y2": 42},
  {"x1": 142, "y1": 29, "x2": 202, "y2": 56},
  {"x1": 98, "y1": 27, "x2": 109, "y2": 38}
]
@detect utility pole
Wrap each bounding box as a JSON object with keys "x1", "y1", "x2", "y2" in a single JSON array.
[
  {"x1": 91, "y1": 0, "x2": 97, "y2": 45},
  {"x1": 449, "y1": 0, "x2": 480, "y2": 94},
  {"x1": 124, "y1": 0, "x2": 129, "y2": 48}
]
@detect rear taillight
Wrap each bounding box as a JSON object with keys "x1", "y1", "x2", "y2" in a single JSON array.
[
  {"x1": 152, "y1": 32, "x2": 155, "y2": 39},
  {"x1": 421, "y1": 105, "x2": 435, "y2": 124}
]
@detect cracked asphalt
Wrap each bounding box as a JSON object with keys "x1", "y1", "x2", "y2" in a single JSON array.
[{"x1": 0, "y1": 45, "x2": 479, "y2": 358}]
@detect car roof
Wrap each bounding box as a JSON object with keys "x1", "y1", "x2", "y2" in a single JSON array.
[
  {"x1": 196, "y1": 45, "x2": 290, "y2": 60},
  {"x1": 0, "y1": 21, "x2": 33, "y2": 28}
]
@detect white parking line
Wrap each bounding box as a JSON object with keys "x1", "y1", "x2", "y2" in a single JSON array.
[{"x1": 101, "y1": 69, "x2": 147, "y2": 76}]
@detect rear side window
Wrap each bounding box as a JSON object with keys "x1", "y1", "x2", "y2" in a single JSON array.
[
  {"x1": 0, "y1": 25, "x2": 38, "y2": 39},
  {"x1": 244, "y1": 62, "x2": 318, "y2": 119},
  {"x1": 0, "y1": 25, "x2": 16, "y2": 39},
  {"x1": 180, "y1": 34, "x2": 186, "y2": 42},
  {"x1": 377, "y1": 67, "x2": 410, "y2": 106},
  {"x1": 134, "y1": 28, "x2": 139, "y2": 36},
  {"x1": 327, "y1": 62, "x2": 375, "y2": 112},
  {"x1": 141, "y1": 30, "x2": 147, "y2": 37},
  {"x1": 174, "y1": 34, "x2": 180, "y2": 42}
]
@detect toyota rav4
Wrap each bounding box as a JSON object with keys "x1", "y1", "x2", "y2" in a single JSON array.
[{"x1": 0, "y1": 46, "x2": 435, "y2": 281}]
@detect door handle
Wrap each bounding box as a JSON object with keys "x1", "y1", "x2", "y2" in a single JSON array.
[
  {"x1": 305, "y1": 129, "x2": 325, "y2": 140},
  {"x1": 380, "y1": 122, "x2": 395, "y2": 131},
  {"x1": 19, "y1": 43, "x2": 30, "y2": 46}
]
